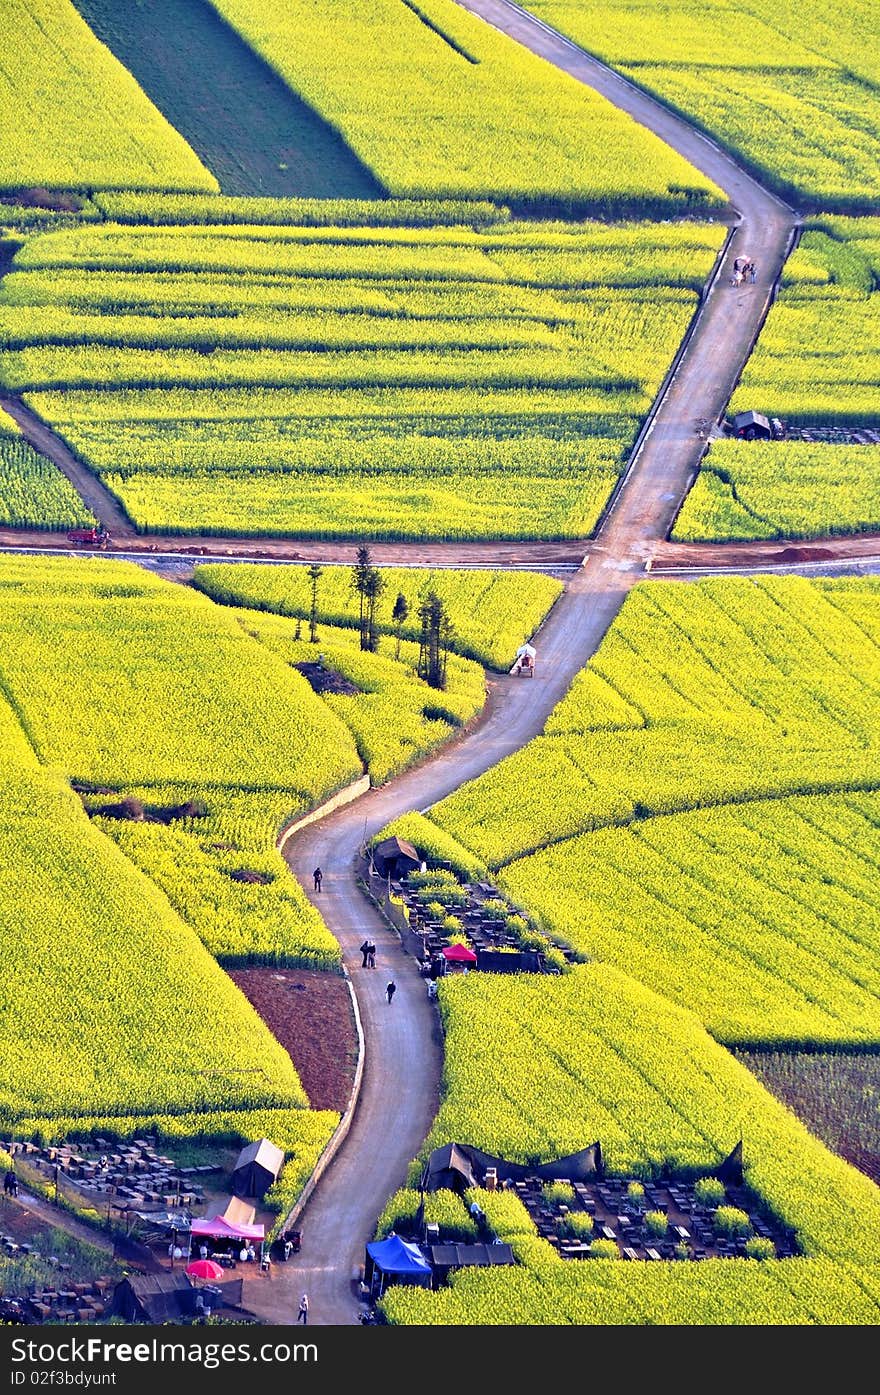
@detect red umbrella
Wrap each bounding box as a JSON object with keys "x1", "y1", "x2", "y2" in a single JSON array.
[{"x1": 186, "y1": 1259, "x2": 224, "y2": 1281}]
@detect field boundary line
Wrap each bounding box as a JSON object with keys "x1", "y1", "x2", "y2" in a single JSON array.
[
  {"x1": 276, "y1": 969, "x2": 366, "y2": 1239},
  {"x1": 278, "y1": 773, "x2": 371, "y2": 850}
]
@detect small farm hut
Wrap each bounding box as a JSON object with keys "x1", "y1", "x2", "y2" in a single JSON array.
[
  {"x1": 231, "y1": 1138, "x2": 284, "y2": 1199},
  {"x1": 731, "y1": 410, "x2": 772, "y2": 440},
  {"x1": 372, "y1": 835, "x2": 421, "y2": 879}
]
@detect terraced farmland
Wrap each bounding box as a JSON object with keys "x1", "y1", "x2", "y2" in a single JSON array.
[
  {"x1": 0, "y1": 214, "x2": 724, "y2": 540},
  {"x1": 379, "y1": 964, "x2": 880, "y2": 1323}
]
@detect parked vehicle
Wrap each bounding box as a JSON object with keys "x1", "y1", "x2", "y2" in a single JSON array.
[{"x1": 66, "y1": 526, "x2": 110, "y2": 548}]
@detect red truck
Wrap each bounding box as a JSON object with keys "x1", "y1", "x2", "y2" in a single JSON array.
[{"x1": 66, "y1": 526, "x2": 110, "y2": 549}]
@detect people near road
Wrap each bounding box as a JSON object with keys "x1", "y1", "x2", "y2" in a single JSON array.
[
  {"x1": 199, "y1": 1243, "x2": 209, "y2": 1260},
  {"x1": 386, "y1": 980, "x2": 397, "y2": 1004},
  {"x1": 3, "y1": 1169, "x2": 17, "y2": 1196},
  {"x1": 731, "y1": 255, "x2": 756, "y2": 287},
  {"x1": 313, "y1": 866, "x2": 323, "y2": 893},
  {"x1": 427, "y1": 980, "x2": 438, "y2": 1001},
  {"x1": 298, "y1": 1293, "x2": 310, "y2": 1325},
  {"x1": 360, "y1": 939, "x2": 371, "y2": 968},
  {"x1": 367, "y1": 940, "x2": 376, "y2": 969},
  {"x1": 283, "y1": 1237, "x2": 293, "y2": 1261}
]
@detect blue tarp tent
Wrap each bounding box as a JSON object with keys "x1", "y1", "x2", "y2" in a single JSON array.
[{"x1": 365, "y1": 1234, "x2": 432, "y2": 1296}]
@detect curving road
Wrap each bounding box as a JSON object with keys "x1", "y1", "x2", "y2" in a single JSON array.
[{"x1": 241, "y1": 2, "x2": 805, "y2": 1326}]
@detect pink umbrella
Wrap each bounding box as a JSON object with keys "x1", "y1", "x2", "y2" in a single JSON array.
[{"x1": 186, "y1": 1259, "x2": 224, "y2": 1281}]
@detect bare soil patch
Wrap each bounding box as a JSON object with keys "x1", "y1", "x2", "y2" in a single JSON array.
[{"x1": 229, "y1": 968, "x2": 357, "y2": 1112}]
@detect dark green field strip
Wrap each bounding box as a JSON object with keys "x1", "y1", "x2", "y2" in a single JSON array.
[
  {"x1": 736, "y1": 1050, "x2": 880, "y2": 1185},
  {"x1": 72, "y1": 0, "x2": 383, "y2": 198}
]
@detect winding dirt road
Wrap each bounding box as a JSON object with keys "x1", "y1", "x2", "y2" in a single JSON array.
[{"x1": 238, "y1": 3, "x2": 810, "y2": 1326}]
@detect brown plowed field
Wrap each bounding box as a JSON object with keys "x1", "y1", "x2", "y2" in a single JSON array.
[{"x1": 228, "y1": 968, "x2": 357, "y2": 1113}]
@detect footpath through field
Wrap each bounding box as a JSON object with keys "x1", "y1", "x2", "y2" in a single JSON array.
[{"x1": 249, "y1": 3, "x2": 803, "y2": 1324}]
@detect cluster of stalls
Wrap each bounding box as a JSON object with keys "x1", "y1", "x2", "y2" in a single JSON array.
[
  {"x1": 370, "y1": 836, "x2": 549, "y2": 975},
  {"x1": 362, "y1": 1141, "x2": 605, "y2": 1297},
  {"x1": 364, "y1": 1234, "x2": 516, "y2": 1297},
  {"x1": 136, "y1": 1139, "x2": 283, "y2": 1263}
]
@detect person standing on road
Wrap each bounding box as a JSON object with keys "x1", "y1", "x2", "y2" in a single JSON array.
[
  {"x1": 367, "y1": 940, "x2": 376, "y2": 969},
  {"x1": 313, "y1": 866, "x2": 323, "y2": 893},
  {"x1": 297, "y1": 1292, "x2": 309, "y2": 1324},
  {"x1": 749, "y1": 261, "x2": 758, "y2": 283},
  {"x1": 360, "y1": 939, "x2": 371, "y2": 968},
  {"x1": 386, "y1": 980, "x2": 397, "y2": 1004}
]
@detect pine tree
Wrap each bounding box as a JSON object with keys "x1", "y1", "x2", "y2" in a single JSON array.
[
  {"x1": 392, "y1": 592, "x2": 409, "y2": 660},
  {"x1": 306, "y1": 563, "x2": 323, "y2": 644}
]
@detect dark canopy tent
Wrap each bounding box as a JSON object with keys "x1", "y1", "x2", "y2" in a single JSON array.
[
  {"x1": 372, "y1": 835, "x2": 421, "y2": 880},
  {"x1": 231, "y1": 1138, "x2": 284, "y2": 1199},
  {"x1": 429, "y1": 1243, "x2": 515, "y2": 1281},
  {"x1": 422, "y1": 1140, "x2": 603, "y2": 1193},
  {"x1": 422, "y1": 1142, "x2": 479, "y2": 1193},
  {"x1": 365, "y1": 1234, "x2": 432, "y2": 1296},
  {"x1": 476, "y1": 947, "x2": 543, "y2": 974},
  {"x1": 112, "y1": 1274, "x2": 194, "y2": 1323},
  {"x1": 715, "y1": 1140, "x2": 744, "y2": 1186},
  {"x1": 112, "y1": 1274, "x2": 246, "y2": 1323}
]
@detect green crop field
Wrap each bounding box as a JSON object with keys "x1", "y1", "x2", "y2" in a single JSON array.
[
  {"x1": 526, "y1": 0, "x2": 880, "y2": 207},
  {"x1": 0, "y1": 0, "x2": 216, "y2": 193},
  {"x1": 0, "y1": 215, "x2": 723, "y2": 540},
  {"x1": 0, "y1": 762, "x2": 307, "y2": 1122},
  {"x1": 379, "y1": 965, "x2": 880, "y2": 1323},
  {"x1": 0, "y1": 407, "x2": 94, "y2": 530},
  {"x1": 675, "y1": 221, "x2": 880, "y2": 541},
  {"x1": 401, "y1": 577, "x2": 880, "y2": 1045},
  {"x1": 204, "y1": 0, "x2": 720, "y2": 213}
]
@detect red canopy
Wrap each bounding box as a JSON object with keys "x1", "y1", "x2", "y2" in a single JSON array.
[
  {"x1": 442, "y1": 943, "x2": 477, "y2": 963},
  {"x1": 191, "y1": 1216, "x2": 265, "y2": 1241}
]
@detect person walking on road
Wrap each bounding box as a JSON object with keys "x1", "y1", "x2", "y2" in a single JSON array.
[
  {"x1": 367, "y1": 940, "x2": 376, "y2": 969},
  {"x1": 359, "y1": 939, "x2": 371, "y2": 968},
  {"x1": 749, "y1": 261, "x2": 757, "y2": 283},
  {"x1": 386, "y1": 980, "x2": 397, "y2": 1004},
  {"x1": 297, "y1": 1293, "x2": 309, "y2": 1324},
  {"x1": 313, "y1": 867, "x2": 323, "y2": 893}
]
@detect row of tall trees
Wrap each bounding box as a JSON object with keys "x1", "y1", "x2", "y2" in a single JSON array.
[{"x1": 306, "y1": 546, "x2": 453, "y2": 689}]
